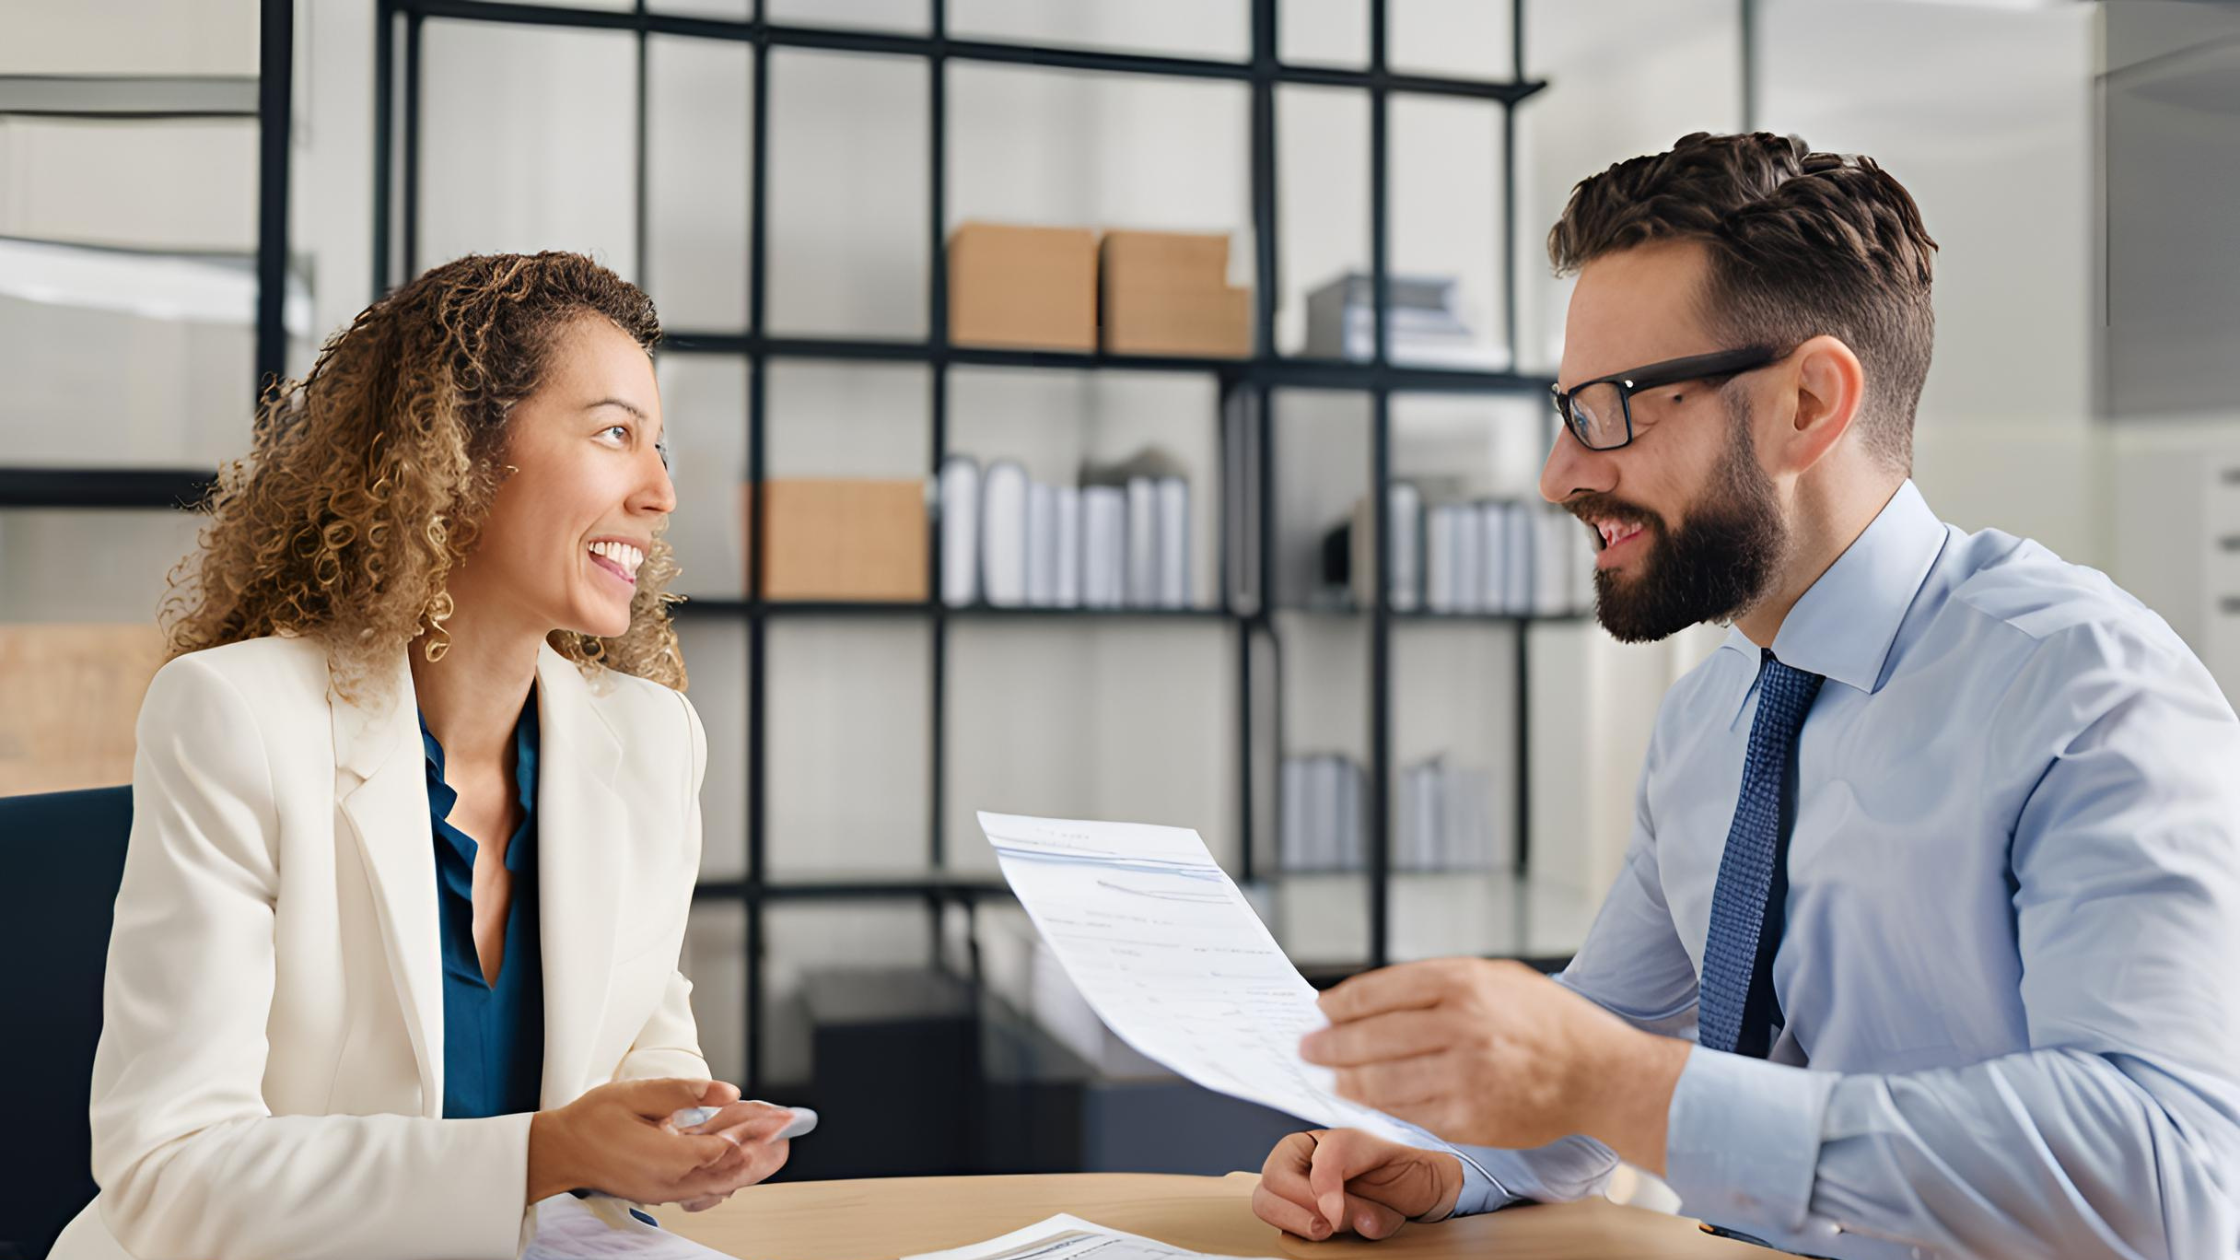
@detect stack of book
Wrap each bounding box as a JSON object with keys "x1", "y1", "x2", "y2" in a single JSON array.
[
  {"x1": 1278, "y1": 753, "x2": 1367, "y2": 873},
  {"x1": 1326, "y1": 487, "x2": 1596, "y2": 616},
  {"x1": 1277, "y1": 752, "x2": 1507, "y2": 874},
  {"x1": 1395, "y1": 755, "x2": 1505, "y2": 872},
  {"x1": 939, "y1": 449, "x2": 1192, "y2": 610},
  {"x1": 1303, "y1": 272, "x2": 1508, "y2": 371}
]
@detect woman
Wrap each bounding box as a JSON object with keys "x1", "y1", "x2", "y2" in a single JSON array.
[{"x1": 49, "y1": 253, "x2": 789, "y2": 1260}]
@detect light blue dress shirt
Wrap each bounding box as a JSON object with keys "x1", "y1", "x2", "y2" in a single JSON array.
[{"x1": 1451, "y1": 480, "x2": 2240, "y2": 1259}]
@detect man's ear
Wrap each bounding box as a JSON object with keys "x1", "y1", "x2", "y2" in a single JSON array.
[{"x1": 1781, "y1": 334, "x2": 1867, "y2": 474}]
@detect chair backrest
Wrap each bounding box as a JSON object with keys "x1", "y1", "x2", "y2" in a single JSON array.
[{"x1": 0, "y1": 786, "x2": 132, "y2": 1260}]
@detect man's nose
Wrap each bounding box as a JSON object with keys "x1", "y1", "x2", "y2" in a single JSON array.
[{"x1": 1540, "y1": 425, "x2": 1616, "y2": 506}]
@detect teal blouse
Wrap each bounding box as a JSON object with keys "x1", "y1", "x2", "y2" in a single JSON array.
[{"x1": 419, "y1": 694, "x2": 545, "y2": 1119}]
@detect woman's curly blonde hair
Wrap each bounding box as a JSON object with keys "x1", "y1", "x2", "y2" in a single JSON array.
[{"x1": 161, "y1": 251, "x2": 687, "y2": 699}]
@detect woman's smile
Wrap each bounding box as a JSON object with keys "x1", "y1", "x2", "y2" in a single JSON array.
[{"x1": 586, "y1": 538, "x2": 646, "y2": 588}]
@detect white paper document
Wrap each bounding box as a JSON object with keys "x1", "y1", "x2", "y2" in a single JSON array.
[
  {"x1": 904, "y1": 1214, "x2": 1275, "y2": 1260},
  {"x1": 976, "y1": 812, "x2": 1483, "y2": 1167},
  {"x1": 522, "y1": 1196, "x2": 733, "y2": 1260}
]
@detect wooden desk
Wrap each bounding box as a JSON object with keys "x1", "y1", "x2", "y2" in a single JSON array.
[{"x1": 661, "y1": 1173, "x2": 1765, "y2": 1260}]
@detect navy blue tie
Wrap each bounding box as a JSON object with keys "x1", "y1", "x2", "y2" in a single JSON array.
[{"x1": 1698, "y1": 649, "x2": 1824, "y2": 1057}]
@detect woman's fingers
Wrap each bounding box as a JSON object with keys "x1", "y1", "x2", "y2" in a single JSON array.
[
  {"x1": 685, "y1": 1100, "x2": 793, "y2": 1142},
  {"x1": 674, "y1": 1132, "x2": 742, "y2": 1173},
  {"x1": 677, "y1": 1136, "x2": 789, "y2": 1201},
  {"x1": 580, "y1": 1077, "x2": 789, "y2": 1204}
]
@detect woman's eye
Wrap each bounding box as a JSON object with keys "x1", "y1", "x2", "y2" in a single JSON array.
[{"x1": 600, "y1": 424, "x2": 630, "y2": 444}]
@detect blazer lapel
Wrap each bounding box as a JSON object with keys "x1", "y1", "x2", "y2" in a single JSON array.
[
  {"x1": 331, "y1": 651, "x2": 446, "y2": 1117},
  {"x1": 533, "y1": 643, "x2": 627, "y2": 1108},
  {"x1": 331, "y1": 642, "x2": 630, "y2": 1116}
]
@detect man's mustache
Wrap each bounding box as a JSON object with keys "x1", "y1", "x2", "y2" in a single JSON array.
[{"x1": 1564, "y1": 494, "x2": 1665, "y2": 542}]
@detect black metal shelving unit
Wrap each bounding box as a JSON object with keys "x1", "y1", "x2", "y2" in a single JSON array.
[
  {"x1": 0, "y1": 0, "x2": 1586, "y2": 1095},
  {"x1": 0, "y1": 0, "x2": 293, "y2": 506}
]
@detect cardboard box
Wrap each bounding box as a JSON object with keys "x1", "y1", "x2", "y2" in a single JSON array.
[
  {"x1": 1100, "y1": 229, "x2": 1231, "y2": 286},
  {"x1": 1099, "y1": 229, "x2": 1253, "y2": 358},
  {"x1": 947, "y1": 222, "x2": 1098, "y2": 352},
  {"x1": 755, "y1": 479, "x2": 929, "y2": 602},
  {"x1": 1102, "y1": 284, "x2": 1253, "y2": 358}
]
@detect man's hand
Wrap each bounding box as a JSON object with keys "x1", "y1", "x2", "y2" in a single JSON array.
[
  {"x1": 1252, "y1": 1129, "x2": 1462, "y2": 1240},
  {"x1": 1300, "y1": 958, "x2": 1691, "y2": 1174}
]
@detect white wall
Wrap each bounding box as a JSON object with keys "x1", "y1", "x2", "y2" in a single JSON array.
[
  {"x1": 2100, "y1": 2, "x2": 2240, "y2": 699},
  {"x1": 1755, "y1": 2, "x2": 2240, "y2": 706},
  {"x1": 0, "y1": 2, "x2": 258, "y2": 76},
  {"x1": 1760, "y1": 0, "x2": 2104, "y2": 570}
]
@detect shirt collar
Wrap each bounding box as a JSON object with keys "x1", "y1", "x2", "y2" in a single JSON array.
[{"x1": 1718, "y1": 478, "x2": 1949, "y2": 695}]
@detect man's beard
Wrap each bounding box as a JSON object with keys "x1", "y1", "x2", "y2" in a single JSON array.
[{"x1": 1575, "y1": 398, "x2": 1788, "y2": 644}]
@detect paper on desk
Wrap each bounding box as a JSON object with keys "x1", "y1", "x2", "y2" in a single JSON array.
[
  {"x1": 977, "y1": 811, "x2": 1479, "y2": 1164},
  {"x1": 904, "y1": 1213, "x2": 1276, "y2": 1260},
  {"x1": 523, "y1": 1195, "x2": 733, "y2": 1260}
]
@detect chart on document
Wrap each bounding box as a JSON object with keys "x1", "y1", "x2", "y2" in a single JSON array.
[{"x1": 976, "y1": 810, "x2": 1466, "y2": 1158}]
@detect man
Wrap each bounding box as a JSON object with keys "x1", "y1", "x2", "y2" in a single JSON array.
[{"x1": 1252, "y1": 132, "x2": 2240, "y2": 1259}]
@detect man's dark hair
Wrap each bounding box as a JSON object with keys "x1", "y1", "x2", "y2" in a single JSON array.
[{"x1": 1549, "y1": 132, "x2": 1938, "y2": 474}]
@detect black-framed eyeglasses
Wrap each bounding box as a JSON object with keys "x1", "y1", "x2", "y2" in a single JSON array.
[{"x1": 1549, "y1": 345, "x2": 1792, "y2": 452}]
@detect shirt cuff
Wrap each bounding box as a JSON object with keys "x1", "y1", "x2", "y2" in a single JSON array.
[
  {"x1": 1661, "y1": 1045, "x2": 1839, "y2": 1235},
  {"x1": 1448, "y1": 1152, "x2": 1516, "y2": 1218}
]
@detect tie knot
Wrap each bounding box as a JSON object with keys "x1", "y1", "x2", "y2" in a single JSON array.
[{"x1": 1757, "y1": 650, "x2": 1825, "y2": 729}]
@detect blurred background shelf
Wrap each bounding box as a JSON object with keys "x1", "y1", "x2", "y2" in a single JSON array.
[
  {"x1": 663, "y1": 328, "x2": 1557, "y2": 392},
  {"x1": 393, "y1": 0, "x2": 1550, "y2": 103},
  {"x1": 672, "y1": 599, "x2": 1239, "y2": 620},
  {"x1": 368, "y1": 0, "x2": 1571, "y2": 1100},
  {"x1": 0, "y1": 0, "x2": 1591, "y2": 1127},
  {"x1": 0, "y1": 467, "x2": 216, "y2": 511}
]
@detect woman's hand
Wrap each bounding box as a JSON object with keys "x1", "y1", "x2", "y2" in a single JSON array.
[
  {"x1": 1251, "y1": 1128, "x2": 1462, "y2": 1241},
  {"x1": 526, "y1": 1078, "x2": 787, "y2": 1207},
  {"x1": 666, "y1": 1097, "x2": 799, "y2": 1212}
]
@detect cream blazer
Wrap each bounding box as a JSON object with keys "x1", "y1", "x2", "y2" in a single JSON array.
[{"x1": 48, "y1": 634, "x2": 713, "y2": 1260}]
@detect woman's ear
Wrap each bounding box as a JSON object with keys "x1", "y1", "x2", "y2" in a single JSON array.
[{"x1": 1782, "y1": 333, "x2": 1867, "y2": 474}]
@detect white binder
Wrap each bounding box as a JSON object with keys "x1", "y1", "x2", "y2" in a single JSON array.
[
  {"x1": 938, "y1": 454, "x2": 979, "y2": 608},
  {"x1": 1156, "y1": 475, "x2": 1189, "y2": 609},
  {"x1": 1081, "y1": 485, "x2": 1127, "y2": 609},
  {"x1": 980, "y1": 460, "x2": 1028, "y2": 607},
  {"x1": 1125, "y1": 476, "x2": 1159, "y2": 607},
  {"x1": 1053, "y1": 484, "x2": 1082, "y2": 608},
  {"x1": 1026, "y1": 481, "x2": 1056, "y2": 607}
]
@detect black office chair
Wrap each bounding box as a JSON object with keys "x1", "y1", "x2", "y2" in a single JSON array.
[{"x1": 0, "y1": 786, "x2": 132, "y2": 1260}]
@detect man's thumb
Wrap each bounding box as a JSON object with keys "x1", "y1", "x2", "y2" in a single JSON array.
[{"x1": 1307, "y1": 1139, "x2": 1348, "y2": 1230}]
